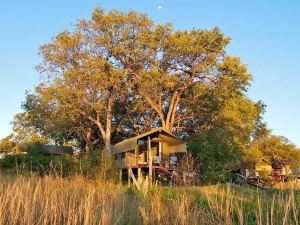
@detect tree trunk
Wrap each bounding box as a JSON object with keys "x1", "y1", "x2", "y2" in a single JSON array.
[
  {"x1": 84, "y1": 129, "x2": 92, "y2": 154},
  {"x1": 104, "y1": 94, "x2": 113, "y2": 155},
  {"x1": 163, "y1": 94, "x2": 181, "y2": 132},
  {"x1": 103, "y1": 134, "x2": 112, "y2": 154}
]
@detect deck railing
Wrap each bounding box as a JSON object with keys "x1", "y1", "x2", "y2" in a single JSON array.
[
  {"x1": 137, "y1": 153, "x2": 178, "y2": 169},
  {"x1": 117, "y1": 152, "x2": 179, "y2": 169}
]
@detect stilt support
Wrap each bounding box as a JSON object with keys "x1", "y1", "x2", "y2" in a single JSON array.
[
  {"x1": 119, "y1": 169, "x2": 122, "y2": 184},
  {"x1": 138, "y1": 168, "x2": 142, "y2": 185},
  {"x1": 128, "y1": 167, "x2": 140, "y2": 191},
  {"x1": 128, "y1": 168, "x2": 131, "y2": 187}
]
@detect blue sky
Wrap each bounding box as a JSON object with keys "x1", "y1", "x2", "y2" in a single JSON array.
[{"x1": 0, "y1": 1, "x2": 299, "y2": 146}]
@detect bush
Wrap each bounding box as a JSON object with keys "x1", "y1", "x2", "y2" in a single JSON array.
[
  {"x1": 0, "y1": 144, "x2": 118, "y2": 180},
  {"x1": 189, "y1": 129, "x2": 243, "y2": 184},
  {"x1": 0, "y1": 144, "x2": 76, "y2": 176},
  {"x1": 78, "y1": 151, "x2": 119, "y2": 181}
]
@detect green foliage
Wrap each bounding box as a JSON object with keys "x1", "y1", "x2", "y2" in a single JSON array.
[
  {"x1": 0, "y1": 144, "x2": 76, "y2": 176},
  {"x1": 0, "y1": 135, "x2": 15, "y2": 152},
  {"x1": 241, "y1": 145, "x2": 263, "y2": 169},
  {"x1": 187, "y1": 63, "x2": 266, "y2": 183},
  {"x1": 78, "y1": 151, "x2": 119, "y2": 181},
  {"x1": 21, "y1": 7, "x2": 260, "y2": 154},
  {"x1": 252, "y1": 134, "x2": 300, "y2": 168},
  {"x1": 12, "y1": 113, "x2": 47, "y2": 144},
  {"x1": 0, "y1": 112, "x2": 47, "y2": 154},
  {"x1": 189, "y1": 128, "x2": 243, "y2": 183},
  {"x1": 0, "y1": 144, "x2": 118, "y2": 180}
]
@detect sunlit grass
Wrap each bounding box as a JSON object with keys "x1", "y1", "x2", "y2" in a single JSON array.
[{"x1": 0, "y1": 174, "x2": 299, "y2": 225}]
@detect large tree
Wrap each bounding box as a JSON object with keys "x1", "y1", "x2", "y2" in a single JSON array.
[
  {"x1": 252, "y1": 133, "x2": 300, "y2": 168},
  {"x1": 26, "y1": 8, "x2": 259, "y2": 154}
]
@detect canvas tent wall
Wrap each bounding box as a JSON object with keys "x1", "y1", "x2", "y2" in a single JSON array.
[{"x1": 112, "y1": 127, "x2": 186, "y2": 155}]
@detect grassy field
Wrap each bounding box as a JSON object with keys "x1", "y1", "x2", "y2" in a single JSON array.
[{"x1": 0, "y1": 174, "x2": 299, "y2": 225}]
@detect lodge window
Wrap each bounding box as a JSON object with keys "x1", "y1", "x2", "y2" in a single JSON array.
[{"x1": 138, "y1": 139, "x2": 146, "y2": 145}]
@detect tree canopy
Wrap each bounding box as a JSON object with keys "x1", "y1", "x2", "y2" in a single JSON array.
[{"x1": 22, "y1": 8, "x2": 255, "y2": 153}]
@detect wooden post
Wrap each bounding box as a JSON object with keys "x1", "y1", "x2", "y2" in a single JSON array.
[
  {"x1": 129, "y1": 167, "x2": 141, "y2": 191},
  {"x1": 148, "y1": 136, "x2": 153, "y2": 185},
  {"x1": 135, "y1": 145, "x2": 138, "y2": 166},
  {"x1": 128, "y1": 168, "x2": 131, "y2": 187},
  {"x1": 138, "y1": 167, "x2": 142, "y2": 185},
  {"x1": 119, "y1": 169, "x2": 122, "y2": 184},
  {"x1": 159, "y1": 141, "x2": 162, "y2": 165}
]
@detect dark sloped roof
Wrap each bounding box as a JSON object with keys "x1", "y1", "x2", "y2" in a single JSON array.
[{"x1": 40, "y1": 145, "x2": 73, "y2": 155}]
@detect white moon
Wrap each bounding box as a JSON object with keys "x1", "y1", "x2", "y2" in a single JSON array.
[{"x1": 158, "y1": 5, "x2": 163, "y2": 10}]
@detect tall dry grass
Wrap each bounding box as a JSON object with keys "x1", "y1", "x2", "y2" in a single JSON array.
[{"x1": 0, "y1": 174, "x2": 299, "y2": 225}]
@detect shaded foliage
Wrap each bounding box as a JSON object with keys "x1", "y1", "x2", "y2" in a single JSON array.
[
  {"x1": 0, "y1": 144, "x2": 118, "y2": 180},
  {"x1": 189, "y1": 128, "x2": 243, "y2": 183}
]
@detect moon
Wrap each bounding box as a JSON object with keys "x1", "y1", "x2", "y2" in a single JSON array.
[{"x1": 158, "y1": 5, "x2": 163, "y2": 10}]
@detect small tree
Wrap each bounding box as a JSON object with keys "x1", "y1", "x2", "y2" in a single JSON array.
[{"x1": 0, "y1": 135, "x2": 15, "y2": 152}]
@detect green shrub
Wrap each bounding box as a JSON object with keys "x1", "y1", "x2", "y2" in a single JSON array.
[
  {"x1": 189, "y1": 129, "x2": 243, "y2": 184},
  {"x1": 0, "y1": 145, "x2": 118, "y2": 180},
  {"x1": 78, "y1": 151, "x2": 119, "y2": 181}
]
